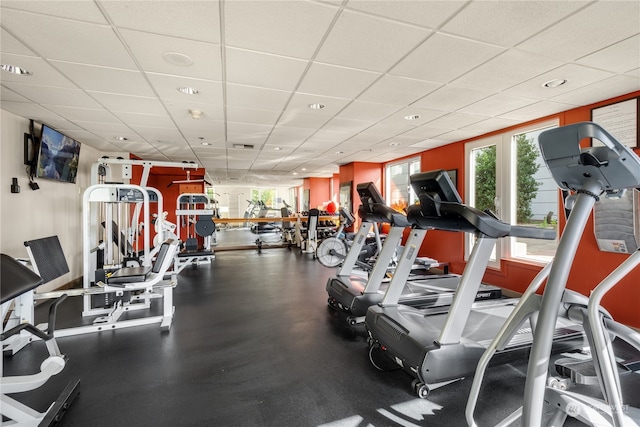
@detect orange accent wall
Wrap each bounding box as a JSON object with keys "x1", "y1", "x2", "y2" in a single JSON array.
[
  {"x1": 339, "y1": 162, "x2": 383, "y2": 228},
  {"x1": 304, "y1": 177, "x2": 331, "y2": 211},
  {"x1": 407, "y1": 90, "x2": 640, "y2": 328}
]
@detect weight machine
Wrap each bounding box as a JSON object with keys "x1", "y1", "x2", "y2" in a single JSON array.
[{"x1": 174, "y1": 193, "x2": 216, "y2": 272}]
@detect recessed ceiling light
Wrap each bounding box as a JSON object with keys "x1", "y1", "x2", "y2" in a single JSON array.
[
  {"x1": 274, "y1": 147, "x2": 282, "y2": 151},
  {"x1": 163, "y1": 52, "x2": 194, "y2": 66},
  {"x1": 1, "y1": 64, "x2": 32, "y2": 75},
  {"x1": 201, "y1": 142, "x2": 211, "y2": 146},
  {"x1": 389, "y1": 142, "x2": 400, "y2": 147},
  {"x1": 542, "y1": 79, "x2": 567, "y2": 88},
  {"x1": 301, "y1": 168, "x2": 307, "y2": 171},
  {"x1": 114, "y1": 136, "x2": 128, "y2": 141},
  {"x1": 335, "y1": 151, "x2": 344, "y2": 154},
  {"x1": 292, "y1": 172, "x2": 298, "y2": 175},
  {"x1": 177, "y1": 86, "x2": 199, "y2": 95},
  {"x1": 308, "y1": 103, "x2": 326, "y2": 110},
  {"x1": 404, "y1": 114, "x2": 420, "y2": 120}
]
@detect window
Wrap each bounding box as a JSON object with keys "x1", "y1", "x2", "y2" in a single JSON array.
[
  {"x1": 385, "y1": 157, "x2": 420, "y2": 212},
  {"x1": 465, "y1": 120, "x2": 559, "y2": 267}
]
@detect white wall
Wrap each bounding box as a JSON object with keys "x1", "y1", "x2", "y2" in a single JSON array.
[{"x1": 0, "y1": 109, "x2": 100, "y2": 292}]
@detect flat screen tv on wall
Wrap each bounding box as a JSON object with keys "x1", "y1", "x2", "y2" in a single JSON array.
[{"x1": 36, "y1": 124, "x2": 81, "y2": 184}]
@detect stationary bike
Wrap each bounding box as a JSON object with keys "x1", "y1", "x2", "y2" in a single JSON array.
[{"x1": 316, "y1": 208, "x2": 380, "y2": 269}]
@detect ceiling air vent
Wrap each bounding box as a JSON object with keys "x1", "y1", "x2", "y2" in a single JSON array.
[{"x1": 232, "y1": 143, "x2": 254, "y2": 149}]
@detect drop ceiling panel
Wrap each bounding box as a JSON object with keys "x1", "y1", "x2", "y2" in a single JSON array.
[
  {"x1": 73, "y1": 121, "x2": 139, "y2": 140},
  {"x1": 314, "y1": 9, "x2": 431, "y2": 73},
  {"x1": 390, "y1": 33, "x2": 504, "y2": 84},
  {"x1": 0, "y1": 28, "x2": 36, "y2": 56},
  {"x1": 461, "y1": 117, "x2": 523, "y2": 136},
  {"x1": 458, "y1": 93, "x2": 538, "y2": 117},
  {"x1": 504, "y1": 64, "x2": 616, "y2": 100},
  {"x1": 119, "y1": 29, "x2": 222, "y2": 80},
  {"x1": 323, "y1": 117, "x2": 374, "y2": 134},
  {"x1": 1, "y1": 9, "x2": 135, "y2": 68},
  {"x1": 227, "y1": 106, "x2": 281, "y2": 127},
  {"x1": 164, "y1": 99, "x2": 225, "y2": 122},
  {"x1": 100, "y1": 1, "x2": 221, "y2": 43},
  {"x1": 1, "y1": 86, "x2": 30, "y2": 102},
  {"x1": 226, "y1": 84, "x2": 291, "y2": 111},
  {"x1": 267, "y1": 125, "x2": 317, "y2": 145},
  {"x1": 381, "y1": 106, "x2": 448, "y2": 127},
  {"x1": 112, "y1": 112, "x2": 174, "y2": 128},
  {"x1": 3, "y1": 83, "x2": 102, "y2": 109},
  {"x1": 286, "y1": 92, "x2": 351, "y2": 116},
  {"x1": 132, "y1": 126, "x2": 185, "y2": 144},
  {"x1": 577, "y1": 35, "x2": 640, "y2": 74},
  {"x1": 2, "y1": 1, "x2": 108, "y2": 23},
  {"x1": 224, "y1": 0, "x2": 338, "y2": 59},
  {"x1": 517, "y1": 1, "x2": 640, "y2": 61},
  {"x1": 0, "y1": 54, "x2": 76, "y2": 88},
  {"x1": 47, "y1": 106, "x2": 120, "y2": 123},
  {"x1": 297, "y1": 62, "x2": 381, "y2": 98},
  {"x1": 51, "y1": 61, "x2": 155, "y2": 96},
  {"x1": 358, "y1": 75, "x2": 441, "y2": 106},
  {"x1": 346, "y1": 0, "x2": 466, "y2": 29},
  {"x1": 277, "y1": 111, "x2": 331, "y2": 129},
  {"x1": 225, "y1": 48, "x2": 308, "y2": 91},
  {"x1": 412, "y1": 85, "x2": 491, "y2": 112},
  {"x1": 172, "y1": 118, "x2": 225, "y2": 140},
  {"x1": 549, "y1": 75, "x2": 640, "y2": 107},
  {"x1": 88, "y1": 92, "x2": 166, "y2": 115},
  {"x1": 337, "y1": 100, "x2": 401, "y2": 122},
  {"x1": 452, "y1": 50, "x2": 565, "y2": 92},
  {"x1": 441, "y1": 1, "x2": 589, "y2": 47},
  {"x1": 498, "y1": 101, "x2": 574, "y2": 122},
  {"x1": 146, "y1": 74, "x2": 223, "y2": 103}
]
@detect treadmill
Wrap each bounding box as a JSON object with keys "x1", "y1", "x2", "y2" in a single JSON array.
[
  {"x1": 326, "y1": 181, "x2": 501, "y2": 325},
  {"x1": 365, "y1": 170, "x2": 584, "y2": 397}
]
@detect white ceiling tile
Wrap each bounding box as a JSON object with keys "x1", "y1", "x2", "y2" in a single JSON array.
[
  {"x1": 1, "y1": 86, "x2": 30, "y2": 102},
  {"x1": 346, "y1": 0, "x2": 466, "y2": 29},
  {"x1": 74, "y1": 121, "x2": 138, "y2": 140},
  {"x1": 267, "y1": 126, "x2": 317, "y2": 145},
  {"x1": 549, "y1": 75, "x2": 640, "y2": 106},
  {"x1": 100, "y1": 1, "x2": 221, "y2": 43},
  {"x1": 225, "y1": 48, "x2": 308, "y2": 91},
  {"x1": 412, "y1": 84, "x2": 491, "y2": 112},
  {"x1": 1, "y1": 9, "x2": 135, "y2": 68},
  {"x1": 120, "y1": 29, "x2": 222, "y2": 80},
  {"x1": 1, "y1": 1, "x2": 108, "y2": 23},
  {"x1": 46, "y1": 106, "x2": 120, "y2": 124},
  {"x1": 504, "y1": 63, "x2": 616, "y2": 100},
  {"x1": 112, "y1": 112, "x2": 174, "y2": 128},
  {"x1": 577, "y1": 35, "x2": 640, "y2": 74},
  {"x1": 337, "y1": 100, "x2": 401, "y2": 122},
  {"x1": 358, "y1": 75, "x2": 441, "y2": 106},
  {"x1": 51, "y1": 61, "x2": 155, "y2": 96},
  {"x1": 323, "y1": 117, "x2": 374, "y2": 134},
  {"x1": 0, "y1": 28, "x2": 36, "y2": 56},
  {"x1": 297, "y1": 63, "x2": 381, "y2": 98},
  {"x1": 146, "y1": 74, "x2": 223, "y2": 103},
  {"x1": 0, "y1": 54, "x2": 76, "y2": 88},
  {"x1": 315, "y1": 9, "x2": 431, "y2": 72},
  {"x1": 381, "y1": 106, "x2": 448, "y2": 127},
  {"x1": 277, "y1": 111, "x2": 331, "y2": 129},
  {"x1": 89, "y1": 92, "x2": 166, "y2": 115},
  {"x1": 164, "y1": 99, "x2": 225, "y2": 122},
  {"x1": 452, "y1": 50, "x2": 565, "y2": 92},
  {"x1": 460, "y1": 118, "x2": 524, "y2": 136},
  {"x1": 227, "y1": 106, "x2": 281, "y2": 127},
  {"x1": 390, "y1": 33, "x2": 504, "y2": 83},
  {"x1": 286, "y1": 92, "x2": 352, "y2": 116},
  {"x1": 458, "y1": 93, "x2": 538, "y2": 117},
  {"x1": 171, "y1": 118, "x2": 226, "y2": 140},
  {"x1": 517, "y1": 1, "x2": 640, "y2": 61},
  {"x1": 311, "y1": 128, "x2": 353, "y2": 143},
  {"x1": 225, "y1": 0, "x2": 338, "y2": 59},
  {"x1": 441, "y1": 1, "x2": 589, "y2": 47},
  {"x1": 498, "y1": 101, "x2": 575, "y2": 121},
  {"x1": 357, "y1": 122, "x2": 414, "y2": 140},
  {"x1": 131, "y1": 126, "x2": 185, "y2": 144},
  {"x1": 3, "y1": 82, "x2": 102, "y2": 108},
  {"x1": 226, "y1": 84, "x2": 291, "y2": 111}
]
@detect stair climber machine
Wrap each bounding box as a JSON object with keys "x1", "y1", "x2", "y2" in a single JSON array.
[
  {"x1": 326, "y1": 181, "x2": 502, "y2": 326},
  {"x1": 365, "y1": 169, "x2": 585, "y2": 398},
  {"x1": 466, "y1": 122, "x2": 640, "y2": 427}
]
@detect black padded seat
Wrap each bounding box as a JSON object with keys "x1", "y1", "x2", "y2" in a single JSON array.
[
  {"x1": 1, "y1": 254, "x2": 43, "y2": 304},
  {"x1": 358, "y1": 204, "x2": 410, "y2": 227},
  {"x1": 407, "y1": 202, "x2": 511, "y2": 238}
]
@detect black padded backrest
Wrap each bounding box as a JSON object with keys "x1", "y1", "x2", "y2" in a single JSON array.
[
  {"x1": 152, "y1": 241, "x2": 171, "y2": 274},
  {"x1": 1, "y1": 254, "x2": 43, "y2": 304},
  {"x1": 24, "y1": 235, "x2": 69, "y2": 284}
]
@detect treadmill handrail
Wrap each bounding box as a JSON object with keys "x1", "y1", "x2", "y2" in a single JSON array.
[{"x1": 510, "y1": 225, "x2": 556, "y2": 240}]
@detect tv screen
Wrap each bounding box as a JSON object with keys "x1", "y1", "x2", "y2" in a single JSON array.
[{"x1": 36, "y1": 124, "x2": 81, "y2": 183}]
